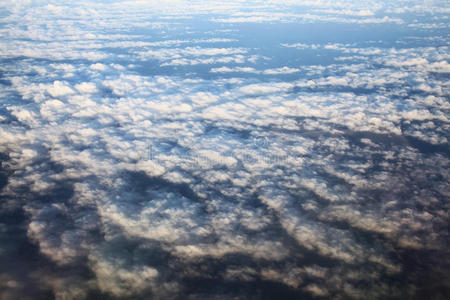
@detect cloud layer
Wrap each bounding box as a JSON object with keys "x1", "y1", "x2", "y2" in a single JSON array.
[{"x1": 0, "y1": 1, "x2": 449, "y2": 299}]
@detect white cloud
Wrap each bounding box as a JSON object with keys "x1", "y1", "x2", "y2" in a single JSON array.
[
  {"x1": 239, "y1": 82, "x2": 294, "y2": 95},
  {"x1": 263, "y1": 66, "x2": 300, "y2": 74},
  {"x1": 75, "y1": 82, "x2": 98, "y2": 93},
  {"x1": 0, "y1": 1, "x2": 448, "y2": 299},
  {"x1": 90, "y1": 63, "x2": 107, "y2": 71},
  {"x1": 45, "y1": 81, "x2": 75, "y2": 98},
  {"x1": 210, "y1": 66, "x2": 259, "y2": 73}
]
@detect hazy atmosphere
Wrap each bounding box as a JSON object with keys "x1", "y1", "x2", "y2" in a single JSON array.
[{"x1": 0, "y1": 0, "x2": 449, "y2": 299}]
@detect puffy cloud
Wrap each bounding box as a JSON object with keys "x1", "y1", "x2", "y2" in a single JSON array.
[
  {"x1": 0, "y1": 0, "x2": 448, "y2": 299},
  {"x1": 74, "y1": 82, "x2": 98, "y2": 93},
  {"x1": 262, "y1": 66, "x2": 300, "y2": 75},
  {"x1": 45, "y1": 81, "x2": 75, "y2": 98},
  {"x1": 238, "y1": 82, "x2": 294, "y2": 95},
  {"x1": 90, "y1": 63, "x2": 107, "y2": 71},
  {"x1": 210, "y1": 66, "x2": 259, "y2": 73}
]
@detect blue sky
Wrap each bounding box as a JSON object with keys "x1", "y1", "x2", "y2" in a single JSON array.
[{"x1": 0, "y1": 1, "x2": 449, "y2": 299}]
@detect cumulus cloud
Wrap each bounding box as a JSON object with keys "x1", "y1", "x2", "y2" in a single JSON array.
[
  {"x1": 0, "y1": 0, "x2": 449, "y2": 299},
  {"x1": 74, "y1": 82, "x2": 98, "y2": 93},
  {"x1": 210, "y1": 66, "x2": 300, "y2": 75}
]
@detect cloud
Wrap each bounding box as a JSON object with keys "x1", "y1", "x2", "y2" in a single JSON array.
[
  {"x1": 45, "y1": 81, "x2": 75, "y2": 98},
  {"x1": 90, "y1": 63, "x2": 107, "y2": 71},
  {"x1": 210, "y1": 66, "x2": 300, "y2": 75},
  {"x1": 210, "y1": 66, "x2": 259, "y2": 73},
  {"x1": 136, "y1": 47, "x2": 248, "y2": 65},
  {"x1": 74, "y1": 82, "x2": 98, "y2": 94},
  {"x1": 0, "y1": 0, "x2": 449, "y2": 299},
  {"x1": 238, "y1": 82, "x2": 294, "y2": 95},
  {"x1": 262, "y1": 66, "x2": 300, "y2": 75}
]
